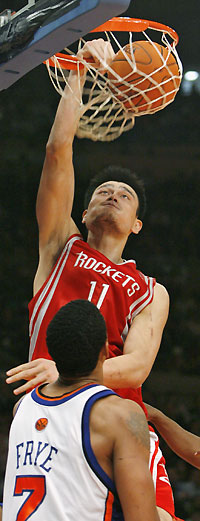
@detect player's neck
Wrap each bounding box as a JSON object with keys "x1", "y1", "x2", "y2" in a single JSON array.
[
  {"x1": 87, "y1": 230, "x2": 127, "y2": 264},
  {"x1": 42, "y1": 367, "x2": 103, "y2": 396}
]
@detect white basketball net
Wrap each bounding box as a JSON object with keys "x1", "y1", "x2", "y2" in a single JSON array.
[{"x1": 45, "y1": 26, "x2": 183, "y2": 142}]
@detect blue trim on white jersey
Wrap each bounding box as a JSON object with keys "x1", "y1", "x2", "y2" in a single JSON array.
[
  {"x1": 82, "y1": 389, "x2": 117, "y2": 495},
  {"x1": 111, "y1": 495, "x2": 125, "y2": 521},
  {"x1": 31, "y1": 384, "x2": 100, "y2": 406}
]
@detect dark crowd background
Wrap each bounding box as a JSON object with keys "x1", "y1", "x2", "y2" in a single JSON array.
[{"x1": 0, "y1": 0, "x2": 200, "y2": 519}]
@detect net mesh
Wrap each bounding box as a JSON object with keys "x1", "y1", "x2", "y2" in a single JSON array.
[{"x1": 45, "y1": 25, "x2": 182, "y2": 142}]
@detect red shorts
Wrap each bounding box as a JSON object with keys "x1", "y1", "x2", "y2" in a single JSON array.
[{"x1": 149, "y1": 428, "x2": 184, "y2": 521}]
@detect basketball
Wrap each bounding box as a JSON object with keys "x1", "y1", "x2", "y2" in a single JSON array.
[{"x1": 107, "y1": 41, "x2": 181, "y2": 113}]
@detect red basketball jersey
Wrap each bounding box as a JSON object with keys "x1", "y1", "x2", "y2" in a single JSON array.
[{"x1": 29, "y1": 235, "x2": 156, "y2": 413}]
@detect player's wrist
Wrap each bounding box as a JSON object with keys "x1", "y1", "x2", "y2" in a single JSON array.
[{"x1": 67, "y1": 69, "x2": 86, "y2": 96}]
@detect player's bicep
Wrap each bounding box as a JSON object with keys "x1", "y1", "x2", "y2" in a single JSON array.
[
  {"x1": 113, "y1": 403, "x2": 158, "y2": 521},
  {"x1": 124, "y1": 283, "x2": 169, "y2": 357},
  {"x1": 114, "y1": 402, "x2": 150, "y2": 460},
  {"x1": 113, "y1": 402, "x2": 150, "y2": 475},
  {"x1": 114, "y1": 453, "x2": 152, "y2": 521}
]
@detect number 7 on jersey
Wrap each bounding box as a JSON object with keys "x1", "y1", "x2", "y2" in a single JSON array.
[{"x1": 14, "y1": 475, "x2": 46, "y2": 520}]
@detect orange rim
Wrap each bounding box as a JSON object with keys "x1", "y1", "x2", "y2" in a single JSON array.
[
  {"x1": 91, "y1": 17, "x2": 179, "y2": 45},
  {"x1": 47, "y1": 53, "x2": 85, "y2": 70},
  {"x1": 45, "y1": 16, "x2": 179, "y2": 70}
]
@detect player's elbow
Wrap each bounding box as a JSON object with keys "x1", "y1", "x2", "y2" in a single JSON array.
[
  {"x1": 119, "y1": 368, "x2": 146, "y2": 389},
  {"x1": 129, "y1": 367, "x2": 151, "y2": 388},
  {"x1": 127, "y1": 355, "x2": 153, "y2": 388}
]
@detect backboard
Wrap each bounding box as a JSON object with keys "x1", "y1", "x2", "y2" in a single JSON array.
[{"x1": 0, "y1": 0, "x2": 131, "y2": 91}]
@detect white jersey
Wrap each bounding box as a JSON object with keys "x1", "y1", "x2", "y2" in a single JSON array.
[{"x1": 3, "y1": 383, "x2": 119, "y2": 521}]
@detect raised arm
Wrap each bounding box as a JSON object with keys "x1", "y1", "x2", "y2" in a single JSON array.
[
  {"x1": 103, "y1": 282, "x2": 169, "y2": 389},
  {"x1": 34, "y1": 39, "x2": 115, "y2": 295},
  {"x1": 34, "y1": 71, "x2": 82, "y2": 295},
  {"x1": 145, "y1": 403, "x2": 200, "y2": 470}
]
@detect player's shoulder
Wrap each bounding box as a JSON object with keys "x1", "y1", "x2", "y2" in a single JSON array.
[
  {"x1": 109, "y1": 396, "x2": 148, "y2": 423},
  {"x1": 91, "y1": 393, "x2": 147, "y2": 434},
  {"x1": 99, "y1": 395, "x2": 150, "y2": 452},
  {"x1": 154, "y1": 282, "x2": 169, "y2": 303},
  {"x1": 13, "y1": 395, "x2": 27, "y2": 417},
  {"x1": 145, "y1": 282, "x2": 169, "y2": 321}
]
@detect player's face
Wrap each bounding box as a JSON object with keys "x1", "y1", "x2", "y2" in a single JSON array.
[{"x1": 82, "y1": 181, "x2": 142, "y2": 236}]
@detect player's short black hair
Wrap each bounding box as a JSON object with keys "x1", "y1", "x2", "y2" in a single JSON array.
[
  {"x1": 46, "y1": 300, "x2": 107, "y2": 378},
  {"x1": 84, "y1": 165, "x2": 146, "y2": 219}
]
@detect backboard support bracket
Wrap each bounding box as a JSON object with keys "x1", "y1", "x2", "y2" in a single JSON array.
[{"x1": 0, "y1": 0, "x2": 131, "y2": 91}]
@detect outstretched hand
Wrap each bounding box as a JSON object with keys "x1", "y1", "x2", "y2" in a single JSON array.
[{"x1": 6, "y1": 358, "x2": 58, "y2": 395}]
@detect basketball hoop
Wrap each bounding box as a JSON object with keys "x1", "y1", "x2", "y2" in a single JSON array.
[{"x1": 45, "y1": 17, "x2": 183, "y2": 142}]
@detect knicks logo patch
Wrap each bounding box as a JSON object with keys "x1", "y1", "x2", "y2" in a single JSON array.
[{"x1": 35, "y1": 418, "x2": 48, "y2": 431}]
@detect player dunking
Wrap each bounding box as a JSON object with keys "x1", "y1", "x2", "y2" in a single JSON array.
[
  {"x1": 3, "y1": 300, "x2": 160, "y2": 521},
  {"x1": 6, "y1": 40, "x2": 183, "y2": 521}
]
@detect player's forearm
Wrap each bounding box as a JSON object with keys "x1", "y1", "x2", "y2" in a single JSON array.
[
  {"x1": 36, "y1": 74, "x2": 80, "y2": 238},
  {"x1": 47, "y1": 72, "x2": 84, "y2": 149},
  {"x1": 103, "y1": 330, "x2": 161, "y2": 389},
  {"x1": 148, "y1": 407, "x2": 200, "y2": 469}
]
